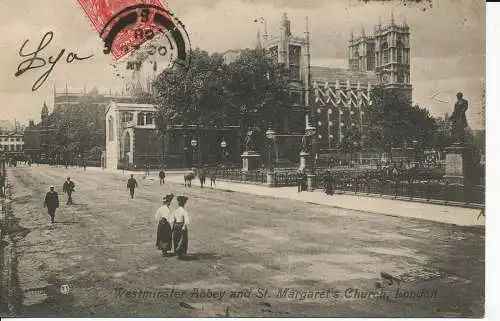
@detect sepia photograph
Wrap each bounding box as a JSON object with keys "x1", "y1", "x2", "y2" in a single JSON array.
[{"x1": 0, "y1": 0, "x2": 486, "y2": 318}]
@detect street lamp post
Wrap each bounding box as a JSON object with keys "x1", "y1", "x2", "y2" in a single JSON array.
[
  {"x1": 302, "y1": 124, "x2": 317, "y2": 192},
  {"x1": 265, "y1": 127, "x2": 276, "y2": 170},
  {"x1": 300, "y1": 124, "x2": 316, "y2": 172},
  {"x1": 191, "y1": 138, "x2": 198, "y2": 167},
  {"x1": 220, "y1": 139, "x2": 227, "y2": 165},
  {"x1": 413, "y1": 139, "x2": 419, "y2": 163}
]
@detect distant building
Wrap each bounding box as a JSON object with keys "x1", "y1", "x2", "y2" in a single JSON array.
[
  {"x1": 0, "y1": 133, "x2": 24, "y2": 155},
  {"x1": 53, "y1": 88, "x2": 136, "y2": 110},
  {"x1": 222, "y1": 50, "x2": 243, "y2": 65}
]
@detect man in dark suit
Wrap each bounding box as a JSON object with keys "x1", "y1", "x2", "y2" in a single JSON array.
[
  {"x1": 127, "y1": 174, "x2": 138, "y2": 199},
  {"x1": 63, "y1": 177, "x2": 75, "y2": 205},
  {"x1": 44, "y1": 185, "x2": 59, "y2": 223},
  {"x1": 159, "y1": 170, "x2": 166, "y2": 185}
]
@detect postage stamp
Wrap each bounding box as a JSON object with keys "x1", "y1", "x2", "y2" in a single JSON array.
[{"x1": 76, "y1": 0, "x2": 190, "y2": 66}]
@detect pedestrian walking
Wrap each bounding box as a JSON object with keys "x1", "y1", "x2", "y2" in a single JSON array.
[
  {"x1": 62, "y1": 177, "x2": 75, "y2": 205},
  {"x1": 127, "y1": 174, "x2": 138, "y2": 199},
  {"x1": 146, "y1": 163, "x2": 151, "y2": 175},
  {"x1": 171, "y1": 196, "x2": 190, "y2": 259},
  {"x1": 159, "y1": 170, "x2": 166, "y2": 185},
  {"x1": 44, "y1": 185, "x2": 59, "y2": 223},
  {"x1": 154, "y1": 193, "x2": 175, "y2": 257}
]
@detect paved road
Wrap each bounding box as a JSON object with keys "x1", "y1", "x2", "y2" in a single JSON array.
[{"x1": 5, "y1": 166, "x2": 484, "y2": 317}]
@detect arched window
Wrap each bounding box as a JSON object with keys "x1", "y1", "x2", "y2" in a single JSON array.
[
  {"x1": 397, "y1": 72, "x2": 405, "y2": 84},
  {"x1": 124, "y1": 132, "x2": 131, "y2": 154},
  {"x1": 381, "y1": 43, "x2": 389, "y2": 65},
  {"x1": 138, "y1": 112, "x2": 145, "y2": 125},
  {"x1": 396, "y1": 41, "x2": 403, "y2": 63},
  {"x1": 108, "y1": 116, "x2": 114, "y2": 141}
]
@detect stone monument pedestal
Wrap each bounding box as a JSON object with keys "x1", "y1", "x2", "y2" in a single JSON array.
[
  {"x1": 299, "y1": 151, "x2": 311, "y2": 172},
  {"x1": 307, "y1": 174, "x2": 316, "y2": 192},
  {"x1": 241, "y1": 151, "x2": 261, "y2": 172},
  {"x1": 266, "y1": 172, "x2": 275, "y2": 187},
  {"x1": 444, "y1": 143, "x2": 471, "y2": 185}
]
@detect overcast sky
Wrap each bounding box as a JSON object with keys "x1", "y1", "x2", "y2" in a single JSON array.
[{"x1": 0, "y1": 0, "x2": 485, "y2": 128}]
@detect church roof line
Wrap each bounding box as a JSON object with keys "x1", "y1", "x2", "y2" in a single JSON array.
[{"x1": 310, "y1": 66, "x2": 379, "y2": 85}]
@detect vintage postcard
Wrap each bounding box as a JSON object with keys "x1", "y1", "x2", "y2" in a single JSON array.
[{"x1": 0, "y1": 0, "x2": 485, "y2": 318}]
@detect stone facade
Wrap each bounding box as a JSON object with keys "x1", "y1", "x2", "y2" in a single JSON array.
[{"x1": 104, "y1": 101, "x2": 242, "y2": 169}]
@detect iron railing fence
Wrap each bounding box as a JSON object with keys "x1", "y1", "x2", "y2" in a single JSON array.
[
  {"x1": 213, "y1": 167, "x2": 267, "y2": 184},
  {"x1": 312, "y1": 173, "x2": 485, "y2": 206}
]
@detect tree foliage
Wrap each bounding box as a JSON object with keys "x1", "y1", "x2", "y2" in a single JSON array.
[
  {"x1": 153, "y1": 48, "x2": 292, "y2": 133},
  {"x1": 30, "y1": 98, "x2": 106, "y2": 160},
  {"x1": 363, "y1": 87, "x2": 437, "y2": 151},
  {"x1": 154, "y1": 49, "x2": 226, "y2": 127}
]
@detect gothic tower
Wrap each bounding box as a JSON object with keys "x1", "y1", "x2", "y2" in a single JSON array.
[
  {"x1": 374, "y1": 13, "x2": 412, "y2": 102},
  {"x1": 349, "y1": 14, "x2": 412, "y2": 103},
  {"x1": 348, "y1": 26, "x2": 376, "y2": 73}
]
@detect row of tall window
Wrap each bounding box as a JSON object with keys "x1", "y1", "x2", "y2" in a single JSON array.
[
  {"x1": 109, "y1": 112, "x2": 156, "y2": 142},
  {"x1": 0, "y1": 144, "x2": 22, "y2": 151},
  {"x1": 137, "y1": 112, "x2": 154, "y2": 126},
  {"x1": 352, "y1": 45, "x2": 408, "y2": 71},
  {"x1": 119, "y1": 111, "x2": 155, "y2": 125},
  {"x1": 380, "y1": 42, "x2": 408, "y2": 65},
  {"x1": 0, "y1": 137, "x2": 22, "y2": 142}
]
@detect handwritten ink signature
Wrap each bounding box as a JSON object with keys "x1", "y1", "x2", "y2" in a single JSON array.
[{"x1": 15, "y1": 31, "x2": 94, "y2": 92}]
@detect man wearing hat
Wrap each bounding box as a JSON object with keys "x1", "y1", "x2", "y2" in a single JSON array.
[
  {"x1": 63, "y1": 177, "x2": 75, "y2": 205},
  {"x1": 154, "y1": 193, "x2": 175, "y2": 256},
  {"x1": 44, "y1": 186, "x2": 60, "y2": 223},
  {"x1": 171, "y1": 196, "x2": 190, "y2": 259}
]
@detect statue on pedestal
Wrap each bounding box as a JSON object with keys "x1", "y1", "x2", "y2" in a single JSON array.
[
  {"x1": 244, "y1": 130, "x2": 256, "y2": 152},
  {"x1": 450, "y1": 92, "x2": 469, "y2": 144},
  {"x1": 301, "y1": 133, "x2": 312, "y2": 154}
]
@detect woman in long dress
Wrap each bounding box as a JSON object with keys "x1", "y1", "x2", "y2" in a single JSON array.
[
  {"x1": 171, "y1": 196, "x2": 190, "y2": 259},
  {"x1": 154, "y1": 193, "x2": 175, "y2": 257}
]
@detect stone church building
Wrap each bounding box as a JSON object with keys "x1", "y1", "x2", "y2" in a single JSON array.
[
  {"x1": 104, "y1": 13, "x2": 413, "y2": 169},
  {"x1": 104, "y1": 101, "x2": 240, "y2": 169}
]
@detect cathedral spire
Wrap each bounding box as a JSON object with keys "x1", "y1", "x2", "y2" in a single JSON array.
[
  {"x1": 361, "y1": 25, "x2": 365, "y2": 37},
  {"x1": 378, "y1": 16, "x2": 382, "y2": 31},
  {"x1": 41, "y1": 101, "x2": 49, "y2": 123},
  {"x1": 390, "y1": 10, "x2": 395, "y2": 26},
  {"x1": 350, "y1": 30, "x2": 354, "y2": 42}
]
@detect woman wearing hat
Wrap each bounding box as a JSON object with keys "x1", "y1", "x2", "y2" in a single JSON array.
[
  {"x1": 154, "y1": 193, "x2": 175, "y2": 256},
  {"x1": 171, "y1": 196, "x2": 190, "y2": 258}
]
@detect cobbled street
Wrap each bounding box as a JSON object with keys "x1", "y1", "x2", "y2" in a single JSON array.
[{"x1": 5, "y1": 165, "x2": 484, "y2": 317}]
